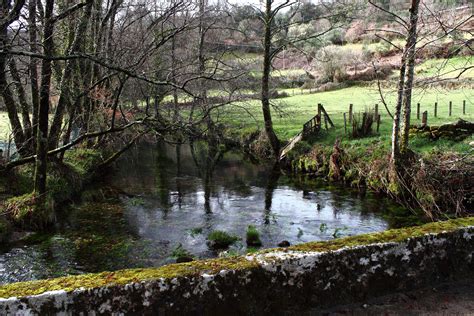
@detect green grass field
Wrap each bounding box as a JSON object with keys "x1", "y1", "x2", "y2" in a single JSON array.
[
  {"x1": 216, "y1": 85, "x2": 473, "y2": 153},
  {"x1": 415, "y1": 56, "x2": 474, "y2": 80}
]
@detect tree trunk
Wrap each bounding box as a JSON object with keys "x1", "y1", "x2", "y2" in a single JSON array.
[
  {"x1": 9, "y1": 59, "x2": 33, "y2": 143},
  {"x1": 261, "y1": 0, "x2": 280, "y2": 161},
  {"x1": 0, "y1": 1, "x2": 27, "y2": 156},
  {"x1": 48, "y1": 2, "x2": 92, "y2": 149},
  {"x1": 391, "y1": 51, "x2": 407, "y2": 165},
  {"x1": 399, "y1": 0, "x2": 420, "y2": 155},
  {"x1": 34, "y1": 0, "x2": 55, "y2": 196},
  {"x1": 29, "y1": 0, "x2": 39, "y2": 150}
]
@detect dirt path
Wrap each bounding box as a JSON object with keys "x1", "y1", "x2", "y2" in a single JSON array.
[{"x1": 290, "y1": 279, "x2": 474, "y2": 315}]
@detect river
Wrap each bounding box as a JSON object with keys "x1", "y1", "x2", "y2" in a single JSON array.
[{"x1": 0, "y1": 141, "x2": 403, "y2": 284}]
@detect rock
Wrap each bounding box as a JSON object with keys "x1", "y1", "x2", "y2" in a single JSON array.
[
  {"x1": 278, "y1": 240, "x2": 291, "y2": 247},
  {"x1": 176, "y1": 256, "x2": 194, "y2": 263}
]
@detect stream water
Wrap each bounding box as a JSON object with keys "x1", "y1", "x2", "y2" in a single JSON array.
[{"x1": 0, "y1": 141, "x2": 405, "y2": 285}]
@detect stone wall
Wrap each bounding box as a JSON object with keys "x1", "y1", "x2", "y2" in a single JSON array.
[{"x1": 0, "y1": 220, "x2": 473, "y2": 315}]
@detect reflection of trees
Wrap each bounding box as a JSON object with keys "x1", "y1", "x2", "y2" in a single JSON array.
[
  {"x1": 263, "y1": 163, "x2": 281, "y2": 225},
  {"x1": 175, "y1": 145, "x2": 183, "y2": 210},
  {"x1": 155, "y1": 142, "x2": 173, "y2": 213},
  {"x1": 190, "y1": 140, "x2": 224, "y2": 213}
]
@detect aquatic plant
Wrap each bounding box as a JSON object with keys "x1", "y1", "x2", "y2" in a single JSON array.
[
  {"x1": 246, "y1": 225, "x2": 262, "y2": 247},
  {"x1": 332, "y1": 227, "x2": 348, "y2": 238},
  {"x1": 297, "y1": 228, "x2": 304, "y2": 238},
  {"x1": 207, "y1": 230, "x2": 240, "y2": 249},
  {"x1": 171, "y1": 244, "x2": 193, "y2": 259},
  {"x1": 190, "y1": 227, "x2": 204, "y2": 237},
  {"x1": 319, "y1": 223, "x2": 328, "y2": 233},
  {"x1": 129, "y1": 197, "x2": 145, "y2": 206}
]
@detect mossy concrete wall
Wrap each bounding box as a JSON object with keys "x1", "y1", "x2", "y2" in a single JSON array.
[{"x1": 0, "y1": 222, "x2": 473, "y2": 315}]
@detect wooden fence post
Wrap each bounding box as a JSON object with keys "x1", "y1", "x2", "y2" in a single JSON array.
[
  {"x1": 362, "y1": 112, "x2": 367, "y2": 133},
  {"x1": 434, "y1": 102, "x2": 437, "y2": 118},
  {"x1": 374, "y1": 103, "x2": 379, "y2": 119},
  {"x1": 421, "y1": 111, "x2": 428, "y2": 127},
  {"x1": 463, "y1": 100, "x2": 466, "y2": 115},
  {"x1": 318, "y1": 103, "x2": 322, "y2": 118},
  {"x1": 319, "y1": 104, "x2": 334, "y2": 128},
  {"x1": 343, "y1": 112, "x2": 347, "y2": 134},
  {"x1": 349, "y1": 104, "x2": 353, "y2": 123},
  {"x1": 376, "y1": 114, "x2": 381, "y2": 132},
  {"x1": 417, "y1": 103, "x2": 420, "y2": 120},
  {"x1": 323, "y1": 113, "x2": 328, "y2": 130},
  {"x1": 449, "y1": 101, "x2": 452, "y2": 116}
]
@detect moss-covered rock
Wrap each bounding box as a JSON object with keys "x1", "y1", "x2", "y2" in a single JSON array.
[{"x1": 3, "y1": 193, "x2": 54, "y2": 229}]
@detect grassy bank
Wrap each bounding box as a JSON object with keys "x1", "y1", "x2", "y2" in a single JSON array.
[
  {"x1": 219, "y1": 85, "x2": 473, "y2": 153},
  {"x1": 1, "y1": 148, "x2": 104, "y2": 232}
]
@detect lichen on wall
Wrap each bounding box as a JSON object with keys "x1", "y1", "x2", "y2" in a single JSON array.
[{"x1": 0, "y1": 217, "x2": 473, "y2": 314}]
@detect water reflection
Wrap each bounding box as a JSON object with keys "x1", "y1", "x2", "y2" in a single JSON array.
[
  {"x1": 113, "y1": 140, "x2": 391, "y2": 253},
  {"x1": 0, "y1": 140, "x2": 398, "y2": 284}
]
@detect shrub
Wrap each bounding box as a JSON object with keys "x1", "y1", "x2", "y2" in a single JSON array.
[
  {"x1": 312, "y1": 45, "x2": 367, "y2": 83},
  {"x1": 207, "y1": 230, "x2": 240, "y2": 249},
  {"x1": 269, "y1": 90, "x2": 289, "y2": 99},
  {"x1": 246, "y1": 225, "x2": 262, "y2": 247},
  {"x1": 344, "y1": 21, "x2": 365, "y2": 43}
]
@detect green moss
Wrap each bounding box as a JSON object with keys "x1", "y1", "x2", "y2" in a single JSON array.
[
  {"x1": 64, "y1": 148, "x2": 103, "y2": 176},
  {"x1": 0, "y1": 256, "x2": 259, "y2": 299},
  {"x1": 287, "y1": 217, "x2": 474, "y2": 253},
  {"x1": 4, "y1": 193, "x2": 54, "y2": 229}
]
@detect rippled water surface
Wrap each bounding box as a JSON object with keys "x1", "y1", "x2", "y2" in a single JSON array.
[{"x1": 0, "y1": 141, "x2": 401, "y2": 284}]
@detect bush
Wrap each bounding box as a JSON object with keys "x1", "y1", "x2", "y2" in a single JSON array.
[
  {"x1": 312, "y1": 46, "x2": 367, "y2": 83},
  {"x1": 269, "y1": 90, "x2": 289, "y2": 99},
  {"x1": 246, "y1": 225, "x2": 262, "y2": 247},
  {"x1": 207, "y1": 230, "x2": 240, "y2": 249}
]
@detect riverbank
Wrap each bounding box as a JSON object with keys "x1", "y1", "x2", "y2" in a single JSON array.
[
  {"x1": 0, "y1": 148, "x2": 105, "y2": 238},
  {"x1": 281, "y1": 136, "x2": 473, "y2": 223}
]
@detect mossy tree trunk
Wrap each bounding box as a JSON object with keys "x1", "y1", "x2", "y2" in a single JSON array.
[
  {"x1": 48, "y1": 1, "x2": 93, "y2": 150},
  {"x1": 390, "y1": 0, "x2": 420, "y2": 169},
  {"x1": 34, "y1": 0, "x2": 55, "y2": 196},
  {"x1": 399, "y1": 0, "x2": 420, "y2": 155}
]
